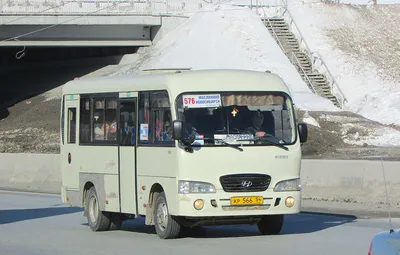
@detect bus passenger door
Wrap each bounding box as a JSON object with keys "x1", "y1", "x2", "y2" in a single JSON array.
[
  {"x1": 61, "y1": 94, "x2": 80, "y2": 203},
  {"x1": 118, "y1": 94, "x2": 138, "y2": 214}
]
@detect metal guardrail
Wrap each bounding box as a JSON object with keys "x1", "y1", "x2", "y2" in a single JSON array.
[
  {"x1": 0, "y1": 0, "x2": 206, "y2": 15},
  {"x1": 311, "y1": 51, "x2": 346, "y2": 107},
  {"x1": 261, "y1": 7, "x2": 287, "y2": 55},
  {"x1": 253, "y1": 0, "x2": 347, "y2": 108},
  {"x1": 290, "y1": 52, "x2": 317, "y2": 94},
  {"x1": 280, "y1": 7, "x2": 347, "y2": 107}
]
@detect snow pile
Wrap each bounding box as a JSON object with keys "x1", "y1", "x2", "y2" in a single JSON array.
[
  {"x1": 303, "y1": 112, "x2": 321, "y2": 128},
  {"x1": 287, "y1": 1, "x2": 400, "y2": 126},
  {"x1": 110, "y1": 6, "x2": 338, "y2": 112},
  {"x1": 319, "y1": 114, "x2": 400, "y2": 147},
  {"x1": 324, "y1": 0, "x2": 400, "y2": 4}
]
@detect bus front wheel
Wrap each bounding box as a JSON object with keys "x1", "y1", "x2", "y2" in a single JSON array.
[
  {"x1": 86, "y1": 186, "x2": 111, "y2": 231},
  {"x1": 153, "y1": 191, "x2": 181, "y2": 239},
  {"x1": 257, "y1": 214, "x2": 284, "y2": 235}
]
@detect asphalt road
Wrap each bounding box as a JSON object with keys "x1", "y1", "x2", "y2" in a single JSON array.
[{"x1": 0, "y1": 190, "x2": 397, "y2": 255}]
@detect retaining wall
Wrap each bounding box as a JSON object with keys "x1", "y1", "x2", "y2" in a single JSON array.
[{"x1": 1, "y1": 153, "x2": 399, "y2": 206}]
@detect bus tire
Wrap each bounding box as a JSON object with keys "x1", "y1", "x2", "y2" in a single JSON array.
[
  {"x1": 86, "y1": 186, "x2": 111, "y2": 232},
  {"x1": 257, "y1": 214, "x2": 284, "y2": 235},
  {"x1": 153, "y1": 191, "x2": 181, "y2": 239}
]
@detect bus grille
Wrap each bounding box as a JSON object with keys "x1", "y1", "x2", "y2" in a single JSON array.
[{"x1": 219, "y1": 174, "x2": 271, "y2": 192}]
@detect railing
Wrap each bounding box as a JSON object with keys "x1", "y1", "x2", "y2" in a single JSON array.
[
  {"x1": 280, "y1": 7, "x2": 347, "y2": 108},
  {"x1": 260, "y1": 6, "x2": 287, "y2": 54},
  {"x1": 290, "y1": 52, "x2": 317, "y2": 94},
  {"x1": 311, "y1": 51, "x2": 346, "y2": 107},
  {"x1": 253, "y1": 0, "x2": 347, "y2": 108},
  {"x1": 0, "y1": 0, "x2": 206, "y2": 16}
]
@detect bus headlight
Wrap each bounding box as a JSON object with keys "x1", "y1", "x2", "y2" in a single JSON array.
[
  {"x1": 178, "y1": 181, "x2": 216, "y2": 194},
  {"x1": 274, "y1": 178, "x2": 301, "y2": 192}
]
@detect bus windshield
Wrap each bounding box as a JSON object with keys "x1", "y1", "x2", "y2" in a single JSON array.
[{"x1": 176, "y1": 92, "x2": 296, "y2": 147}]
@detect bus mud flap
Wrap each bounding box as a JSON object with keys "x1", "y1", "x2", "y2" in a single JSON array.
[{"x1": 145, "y1": 192, "x2": 158, "y2": 225}]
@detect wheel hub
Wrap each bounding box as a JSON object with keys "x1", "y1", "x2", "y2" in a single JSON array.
[
  {"x1": 156, "y1": 202, "x2": 168, "y2": 230},
  {"x1": 89, "y1": 195, "x2": 98, "y2": 223}
]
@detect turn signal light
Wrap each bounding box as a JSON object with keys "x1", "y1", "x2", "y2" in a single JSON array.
[
  {"x1": 194, "y1": 199, "x2": 204, "y2": 210},
  {"x1": 285, "y1": 197, "x2": 295, "y2": 207}
]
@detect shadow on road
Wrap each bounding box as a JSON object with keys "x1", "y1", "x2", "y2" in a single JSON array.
[
  {"x1": 0, "y1": 206, "x2": 83, "y2": 225},
  {"x1": 119, "y1": 212, "x2": 356, "y2": 239}
]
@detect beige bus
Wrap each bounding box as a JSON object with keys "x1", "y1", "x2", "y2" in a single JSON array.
[{"x1": 60, "y1": 69, "x2": 308, "y2": 239}]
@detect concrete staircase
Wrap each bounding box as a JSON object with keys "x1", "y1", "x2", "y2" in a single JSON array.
[{"x1": 263, "y1": 17, "x2": 340, "y2": 107}]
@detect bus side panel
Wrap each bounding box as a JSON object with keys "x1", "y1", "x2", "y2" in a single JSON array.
[
  {"x1": 136, "y1": 147, "x2": 178, "y2": 215},
  {"x1": 137, "y1": 176, "x2": 177, "y2": 216},
  {"x1": 79, "y1": 173, "x2": 120, "y2": 212},
  {"x1": 78, "y1": 146, "x2": 120, "y2": 213}
]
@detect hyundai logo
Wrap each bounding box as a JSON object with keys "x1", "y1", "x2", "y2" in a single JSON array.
[{"x1": 241, "y1": 180, "x2": 253, "y2": 187}]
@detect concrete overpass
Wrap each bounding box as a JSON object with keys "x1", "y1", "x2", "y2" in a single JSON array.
[
  {"x1": 0, "y1": 0, "x2": 206, "y2": 47},
  {"x1": 0, "y1": 0, "x2": 208, "y2": 121},
  {"x1": 0, "y1": 15, "x2": 160, "y2": 47}
]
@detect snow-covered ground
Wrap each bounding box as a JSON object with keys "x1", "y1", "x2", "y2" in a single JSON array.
[
  {"x1": 36, "y1": 0, "x2": 400, "y2": 147},
  {"x1": 109, "y1": 6, "x2": 338, "y2": 112},
  {"x1": 286, "y1": 0, "x2": 400, "y2": 127}
]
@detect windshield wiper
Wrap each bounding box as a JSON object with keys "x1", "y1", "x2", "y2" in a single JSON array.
[
  {"x1": 204, "y1": 138, "x2": 244, "y2": 152},
  {"x1": 237, "y1": 138, "x2": 289, "y2": 151}
]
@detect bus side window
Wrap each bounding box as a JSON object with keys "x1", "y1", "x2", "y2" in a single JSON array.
[
  {"x1": 154, "y1": 109, "x2": 173, "y2": 143},
  {"x1": 93, "y1": 98, "x2": 118, "y2": 141},
  {"x1": 138, "y1": 92, "x2": 151, "y2": 144},
  {"x1": 138, "y1": 90, "x2": 172, "y2": 146},
  {"x1": 80, "y1": 98, "x2": 91, "y2": 143},
  {"x1": 68, "y1": 108, "x2": 76, "y2": 144}
]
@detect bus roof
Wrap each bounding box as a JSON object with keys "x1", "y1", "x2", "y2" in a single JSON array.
[{"x1": 62, "y1": 69, "x2": 291, "y2": 98}]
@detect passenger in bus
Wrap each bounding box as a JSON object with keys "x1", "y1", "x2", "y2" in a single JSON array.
[
  {"x1": 245, "y1": 110, "x2": 267, "y2": 137},
  {"x1": 161, "y1": 120, "x2": 172, "y2": 141},
  {"x1": 107, "y1": 120, "x2": 117, "y2": 140},
  {"x1": 155, "y1": 111, "x2": 173, "y2": 142}
]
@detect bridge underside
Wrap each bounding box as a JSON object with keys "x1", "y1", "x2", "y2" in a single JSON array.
[{"x1": 0, "y1": 15, "x2": 161, "y2": 47}]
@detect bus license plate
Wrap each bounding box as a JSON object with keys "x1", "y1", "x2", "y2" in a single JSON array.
[{"x1": 230, "y1": 196, "x2": 263, "y2": 205}]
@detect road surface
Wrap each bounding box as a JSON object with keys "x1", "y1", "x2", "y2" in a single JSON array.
[{"x1": 0, "y1": 190, "x2": 397, "y2": 255}]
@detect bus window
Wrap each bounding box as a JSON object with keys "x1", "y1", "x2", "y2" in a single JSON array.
[
  {"x1": 154, "y1": 109, "x2": 173, "y2": 143},
  {"x1": 93, "y1": 98, "x2": 118, "y2": 141},
  {"x1": 138, "y1": 90, "x2": 172, "y2": 145},
  {"x1": 67, "y1": 108, "x2": 76, "y2": 144},
  {"x1": 80, "y1": 98, "x2": 91, "y2": 143}
]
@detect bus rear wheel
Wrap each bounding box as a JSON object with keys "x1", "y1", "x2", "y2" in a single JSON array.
[
  {"x1": 153, "y1": 191, "x2": 181, "y2": 239},
  {"x1": 257, "y1": 215, "x2": 284, "y2": 235},
  {"x1": 86, "y1": 186, "x2": 111, "y2": 231}
]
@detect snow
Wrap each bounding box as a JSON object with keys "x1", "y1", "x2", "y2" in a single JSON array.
[
  {"x1": 326, "y1": 0, "x2": 400, "y2": 4},
  {"x1": 109, "y1": 6, "x2": 339, "y2": 112},
  {"x1": 342, "y1": 123, "x2": 400, "y2": 147},
  {"x1": 286, "y1": 0, "x2": 400, "y2": 127},
  {"x1": 17, "y1": 0, "x2": 400, "y2": 146},
  {"x1": 318, "y1": 113, "x2": 400, "y2": 147},
  {"x1": 106, "y1": 0, "x2": 400, "y2": 146},
  {"x1": 303, "y1": 112, "x2": 321, "y2": 128}
]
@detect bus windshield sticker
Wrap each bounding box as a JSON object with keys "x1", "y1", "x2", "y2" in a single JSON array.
[
  {"x1": 192, "y1": 134, "x2": 205, "y2": 145},
  {"x1": 183, "y1": 94, "x2": 221, "y2": 108}
]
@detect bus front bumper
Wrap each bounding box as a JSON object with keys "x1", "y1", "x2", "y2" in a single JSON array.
[{"x1": 174, "y1": 190, "x2": 301, "y2": 217}]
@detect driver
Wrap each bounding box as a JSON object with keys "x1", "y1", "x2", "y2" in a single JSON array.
[{"x1": 245, "y1": 110, "x2": 267, "y2": 137}]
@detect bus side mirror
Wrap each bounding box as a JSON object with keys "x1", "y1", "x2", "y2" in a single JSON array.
[
  {"x1": 298, "y1": 123, "x2": 308, "y2": 143},
  {"x1": 172, "y1": 120, "x2": 184, "y2": 140}
]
